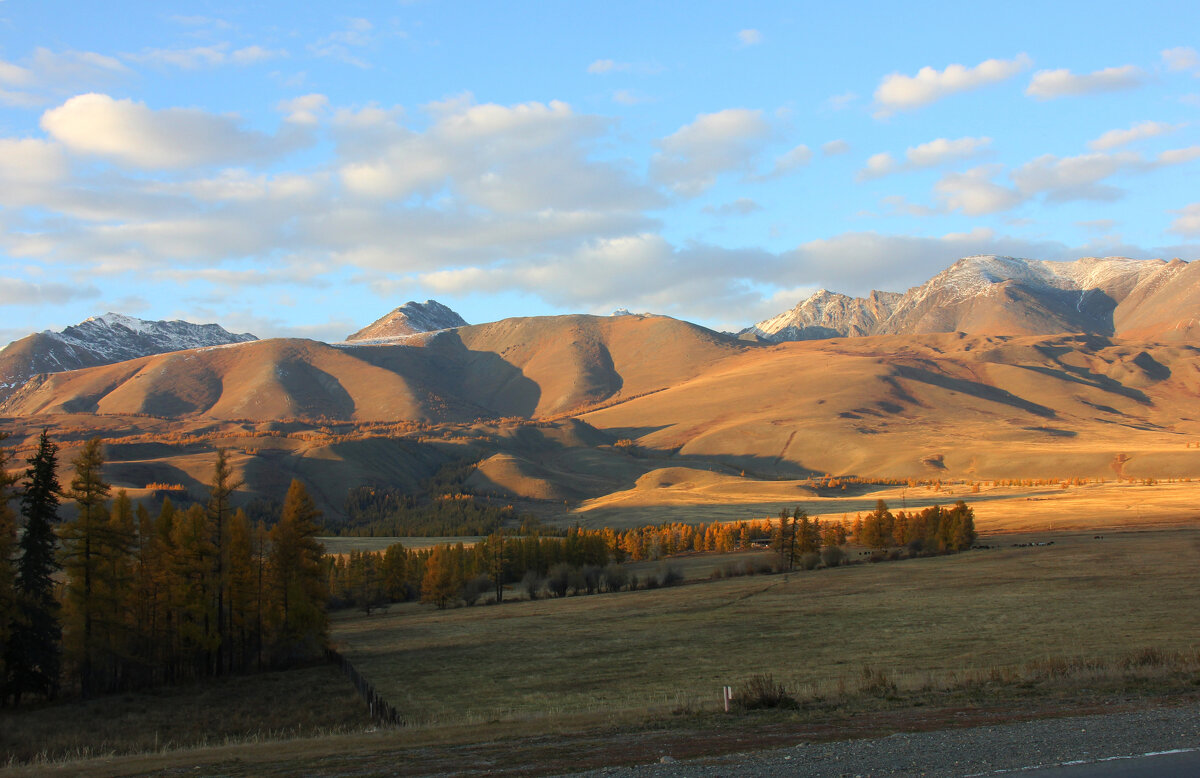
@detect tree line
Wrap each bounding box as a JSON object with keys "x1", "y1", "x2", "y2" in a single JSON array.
[
  {"x1": 0, "y1": 432, "x2": 327, "y2": 706},
  {"x1": 328, "y1": 500, "x2": 978, "y2": 612}
]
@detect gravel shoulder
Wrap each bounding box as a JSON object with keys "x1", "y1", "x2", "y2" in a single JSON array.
[{"x1": 569, "y1": 704, "x2": 1200, "y2": 777}]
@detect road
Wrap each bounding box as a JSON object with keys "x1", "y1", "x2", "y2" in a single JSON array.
[{"x1": 569, "y1": 704, "x2": 1200, "y2": 777}]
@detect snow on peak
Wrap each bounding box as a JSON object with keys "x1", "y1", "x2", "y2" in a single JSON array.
[{"x1": 345, "y1": 299, "x2": 468, "y2": 342}]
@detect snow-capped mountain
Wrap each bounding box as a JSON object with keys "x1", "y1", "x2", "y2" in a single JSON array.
[
  {"x1": 744, "y1": 289, "x2": 902, "y2": 341},
  {"x1": 748, "y1": 255, "x2": 1200, "y2": 342},
  {"x1": 0, "y1": 313, "x2": 257, "y2": 400},
  {"x1": 344, "y1": 300, "x2": 468, "y2": 342}
]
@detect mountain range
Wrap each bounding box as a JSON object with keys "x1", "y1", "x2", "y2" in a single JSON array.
[
  {"x1": 0, "y1": 313, "x2": 256, "y2": 402},
  {"x1": 1, "y1": 254, "x2": 1198, "y2": 523},
  {"x1": 745, "y1": 255, "x2": 1200, "y2": 342}
]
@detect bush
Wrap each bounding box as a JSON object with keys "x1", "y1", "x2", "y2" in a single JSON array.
[
  {"x1": 602, "y1": 562, "x2": 629, "y2": 592},
  {"x1": 660, "y1": 565, "x2": 684, "y2": 587},
  {"x1": 547, "y1": 563, "x2": 572, "y2": 597},
  {"x1": 460, "y1": 573, "x2": 491, "y2": 605},
  {"x1": 799, "y1": 552, "x2": 820, "y2": 571},
  {"x1": 520, "y1": 569, "x2": 543, "y2": 600},
  {"x1": 734, "y1": 674, "x2": 798, "y2": 710},
  {"x1": 820, "y1": 546, "x2": 845, "y2": 567}
]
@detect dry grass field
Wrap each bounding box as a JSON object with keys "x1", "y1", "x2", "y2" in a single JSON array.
[
  {"x1": 10, "y1": 528, "x2": 1200, "y2": 776},
  {"x1": 573, "y1": 477, "x2": 1200, "y2": 531},
  {"x1": 0, "y1": 664, "x2": 370, "y2": 766},
  {"x1": 331, "y1": 528, "x2": 1200, "y2": 729}
]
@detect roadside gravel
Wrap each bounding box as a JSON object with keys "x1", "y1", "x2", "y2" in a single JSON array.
[{"x1": 567, "y1": 704, "x2": 1200, "y2": 777}]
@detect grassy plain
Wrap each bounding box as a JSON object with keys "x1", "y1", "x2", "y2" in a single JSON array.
[
  {"x1": 572, "y1": 478, "x2": 1200, "y2": 531},
  {"x1": 10, "y1": 528, "x2": 1200, "y2": 776},
  {"x1": 332, "y1": 528, "x2": 1200, "y2": 728},
  {"x1": 0, "y1": 664, "x2": 369, "y2": 766}
]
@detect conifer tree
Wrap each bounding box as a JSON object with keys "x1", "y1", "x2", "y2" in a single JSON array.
[
  {"x1": 0, "y1": 437, "x2": 18, "y2": 705},
  {"x1": 60, "y1": 437, "x2": 111, "y2": 695},
  {"x1": 269, "y1": 480, "x2": 327, "y2": 663},
  {"x1": 8, "y1": 429, "x2": 63, "y2": 702},
  {"x1": 206, "y1": 449, "x2": 242, "y2": 675}
]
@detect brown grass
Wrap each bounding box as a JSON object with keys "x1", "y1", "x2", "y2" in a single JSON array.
[
  {"x1": 331, "y1": 529, "x2": 1200, "y2": 727},
  {"x1": 0, "y1": 664, "x2": 370, "y2": 766}
]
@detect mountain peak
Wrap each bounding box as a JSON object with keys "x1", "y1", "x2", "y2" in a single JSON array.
[
  {"x1": 0, "y1": 313, "x2": 257, "y2": 400},
  {"x1": 345, "y1": 299, "x2": 468, "y2": 342},
  {"x1": 750, "y1": 255, "x2": 1192, "y2": 343}
]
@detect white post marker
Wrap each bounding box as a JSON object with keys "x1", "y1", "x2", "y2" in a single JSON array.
[{"x1": 723, "y1": 685, "x2": 732, "y2": 712}]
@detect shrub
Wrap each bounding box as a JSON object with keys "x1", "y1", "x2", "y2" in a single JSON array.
[
  {"x1": 820, "y1": 546, "x2": 845, "y2": 567},
  {"x1": 546, "y1": 563, "x2": 572, "y2": 597},
  {"x1": 734, "y1": 674, "x2": 798, "y2": 710},
  {"x1": 460, "y1": 574, "x2": 491, "y2": 605},
  {"x1": 602, "y1": 562, "x2": 629, "y2": 592},
  {"x1": 799, "y1": 552, "x2": 820, "y2": 571},
  {"x1": 660, "y1": 565, "x2": 684, "y2": 587},
  {"x1": 520, "y1": 569, "x2": 543, "y2": 600}
]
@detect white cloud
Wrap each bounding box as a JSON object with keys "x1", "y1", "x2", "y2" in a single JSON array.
[
  {"x1": 128, "y1": 43, "x2": 285, "y2": 69},
  {"x1": 738, "y1": 29, "x2": 763, "y2": 46},
  {"x1": 0, "y1": 278, "x2": 100, "y2": 306},
  {"x1": 1076, "y1": 219, "x2": 1116, "y2": 233},
  {"x1": 1026, "y1": 65, "x2": 1144, "y2": 99},
  {"x1": 587, "y1": 59, "x2": 630, "y2": 74},
  {"x1": 278, "y1": 93, "x2": 328, "y2": 125},
  {"x1": 1162, "y1": 47, "x2": 1199, "y2": 73},
  {"x1": 873, "y1": 54, "x2": 1031, "y2": 116},
  {"x1": 40, "y1": 93, "x2": 293, "y2": 169},
  {"x1": 858, "y1": 152, "x2": 896, "y2": 180},
  {"x1": 651, "y1": 108, "x2": 772, "y2": 195},
  {"x1": 702, "y1": 198, "x2": 762, "y2": 217},
  {"x1": 1156, "y1": 146, "x2": 1200, "y2": 166},
  {"x1": 825, "y1": 92, "x2": 857, "y2": 111},
  {"x1": 765, "y1": 144, "x2": 812, "y2": 177},
  {"x1": 0, "y1": 47, "x2": 128, "y2": 106},
  {"x1": 0, "y1": 138, "x2": 67, "y2": 184},
  {"x1": 822, "y1": 139, "x2": 850, "y2": 155},
  {"x1": 858, "y1": 136, "x2": 991, "y2": 180},
  {"x1": 934, "y1": 165, "x2": 1024, "y2": 215},
  {"x1": 612, "y1": 89, "x2": 650, "y2": 105},
  {"x1": 1169, "y1": 203, "x2": 1200, "y2": 236},
  {"x1": 311, "y1": 18, "x2": 375, "y2": 67},
  {"x1": 1089, "y1": 120, "x2": 1181, "y2": 150},
  {"x1": 1011, "y1": 151, "x2": 1140, "y2": 202}
]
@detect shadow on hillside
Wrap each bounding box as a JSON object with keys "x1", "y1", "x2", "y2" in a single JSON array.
[{"x1": 892, "y1": 365, "x2": 1056, "y2": 418}]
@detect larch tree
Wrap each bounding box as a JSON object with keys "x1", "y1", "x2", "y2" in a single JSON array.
[
  {"x1": 206, "y1": 448, "x2": 242, "y2": 675},
  {"x1": 269, "y1": 479, "x2": 327, "y2": 663},
  {"x1": 0, "y1": 436, "x2": 18, "y2": 705},
  {"x1": 60, "y1": 437, "x2": 112, "y2": 696},
  {"x1": 8, "y1": 429, "x2": 63, "y2": 703}
]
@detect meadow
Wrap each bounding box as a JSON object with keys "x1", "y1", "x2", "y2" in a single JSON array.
[
  {"x1": 332, "y1": 528, "x2": 1200, "y2": 727},
  {"x1": 9, "y1": 527, "x2": 1200, "y2": 776}
]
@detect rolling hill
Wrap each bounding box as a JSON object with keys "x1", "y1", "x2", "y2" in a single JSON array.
[{"x1": 2, "y1": 255, "x2": 1199, "y2": 526}]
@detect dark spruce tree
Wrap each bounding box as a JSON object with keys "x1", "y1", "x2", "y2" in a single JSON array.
[{"x1": 5, "y1": 429, "x2": 63, "y2": 703}]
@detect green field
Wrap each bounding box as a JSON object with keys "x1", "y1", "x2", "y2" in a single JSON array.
[{"x1": 332, "y1": 529, "x2": 1200, "y2": 727}]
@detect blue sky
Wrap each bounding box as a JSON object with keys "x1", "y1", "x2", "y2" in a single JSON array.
[{"x1": 1, "y1": 1, "x2": 1198, "y2": 343}]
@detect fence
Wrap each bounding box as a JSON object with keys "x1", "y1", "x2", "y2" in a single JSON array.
[{"x1": 326, "y1": 647, "x2": 403, "y2": 726}]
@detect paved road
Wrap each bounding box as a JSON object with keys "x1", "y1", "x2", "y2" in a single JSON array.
[
  {"x1": 569, "y1": 704, "x2": 1200, "y2": 777},
  {"x1": 1020, "y1": 747, "x2": 1200, "y2": 776}
]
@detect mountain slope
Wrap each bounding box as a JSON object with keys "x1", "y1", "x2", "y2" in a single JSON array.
[
  {"x1": 750, "y1": 256, "x2": 1196, "y2": 342},
  {"x1": 0, "y1": 313, "x2": 256, "y2": 400},
  {"x1": 2, "y1": 314, "x2": 748, "y2": 422},
  {"x1": 345, "y1": 300, "x2": 468, "y2": 342},
  {"x1": 745, "y1": 289, "x2": 902, "y2": 341}
]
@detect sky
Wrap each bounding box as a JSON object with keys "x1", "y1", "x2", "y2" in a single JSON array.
[{"x1": 1, "y1": 1, "x2": 1198, "y2": 344}]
